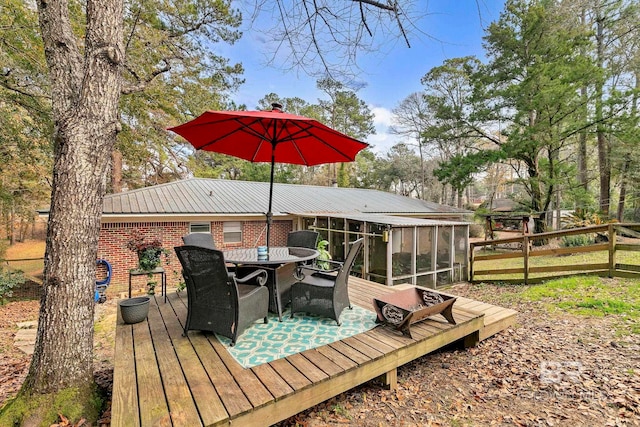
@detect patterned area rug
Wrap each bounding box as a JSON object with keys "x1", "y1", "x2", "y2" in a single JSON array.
[{"x1": 217, "y1": 305, "x2": 379, "y2": 368}]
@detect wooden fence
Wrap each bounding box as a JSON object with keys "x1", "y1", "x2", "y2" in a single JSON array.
[{"x1": 470, "y1": 223, "x2": 640, "y2": 284}]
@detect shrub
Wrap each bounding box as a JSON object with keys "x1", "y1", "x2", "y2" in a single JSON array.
[
  {"x1": 560, "y1": 234, "x2": 595, "y2": 247},
  {"x1": 0, "y1": 268, "x2": 25, "y2": 304},
  {"x1": 469, "y1": 224, "x2": 484, "y2": 238},
  {"x1": 563, "y1": 208, "x2": 611, "y2": 229}
]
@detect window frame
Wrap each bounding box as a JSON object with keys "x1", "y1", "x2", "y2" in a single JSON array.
[
  {"x1": 223, "y1": 221, "x2": 242, "y2": 244},
  {"x1": 189, "y1": 222, "x2": 211, "y2": 234}
]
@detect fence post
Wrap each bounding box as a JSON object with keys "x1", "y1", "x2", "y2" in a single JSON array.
[
  {"x1": 608, "y1": 223, "x2": 616, "y2": 278},
  {"x1": 469, "y1": 243, "x2": 475, "y2": 282},
  {"x1": 523, "y1": 235, "x2": 530, "y2": 285}
]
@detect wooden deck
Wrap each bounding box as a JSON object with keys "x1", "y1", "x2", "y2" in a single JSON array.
[{"x1": 112, "y1": 277, "x2": 517, "y2": 427}]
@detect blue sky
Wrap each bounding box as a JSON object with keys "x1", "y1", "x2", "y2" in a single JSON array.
[{"x1": 222, "y1": 1, "x2": 505, "y2": 154}]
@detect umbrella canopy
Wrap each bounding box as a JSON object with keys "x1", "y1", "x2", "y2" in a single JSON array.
[{"x1": 169, "y1": 104, "x2": 369, "y2": 248}]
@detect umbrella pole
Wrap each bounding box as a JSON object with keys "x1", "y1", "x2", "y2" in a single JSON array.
[{"x1": 266, "y1": 151, "x2": 275, "y2": 250}]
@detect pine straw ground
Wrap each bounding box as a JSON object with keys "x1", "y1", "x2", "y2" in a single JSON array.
[{"x1": 1, "y1": 281, "x2": 638, "y2": 427}]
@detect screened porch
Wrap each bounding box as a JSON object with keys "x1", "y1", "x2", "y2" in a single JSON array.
[{"x1": 296, "y1": 213, "x2": 470, "y2": 288}]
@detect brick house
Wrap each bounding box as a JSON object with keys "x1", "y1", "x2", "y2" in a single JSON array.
[{"x1": 98, "y1": 178, "x2": 472, "y2": 295}]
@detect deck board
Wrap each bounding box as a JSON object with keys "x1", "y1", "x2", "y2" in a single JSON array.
[
  {"x1": 156, "y1": 300, "x2": 227, "y2": 426},
  {"x1": 132, "y1": 320, "x2": 172, "y2": 426},
  {"x1": 112, "y1": 317, "x2": 140, "y2": 427},
  {"x1": 147, "y1": 303, "x2": 202, "y2": 426},
  {"x1": 112, "y1": 278, "x2": 516, "y2": 427}
]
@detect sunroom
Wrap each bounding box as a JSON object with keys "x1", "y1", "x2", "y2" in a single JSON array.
[{"x1": 296, "y1": 213, "x2": 470, "y2": 288}]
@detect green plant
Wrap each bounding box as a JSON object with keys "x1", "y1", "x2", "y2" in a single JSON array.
[
  {"x1": 127, "y1": 229, "x2": 170, "y2": 271},
  {"x1": 563, "y1": 208, "x2": 612, "y2": 229},
  {"x1": 173, "y1": 270, "x2": 186, "y2": 293},
  {"x1": 0, "y1": 268, "x2": 25, "y2": 304},
  {"x1": 146, "y1": 280, "x2": 157, "y2": 295},
  {"x1": 560, "y1": 234, "x2": 595, "y2": 247}
]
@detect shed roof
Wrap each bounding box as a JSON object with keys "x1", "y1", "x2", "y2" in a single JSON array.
[
  {"x1": 294, "y1": 212, "x2": 471, "y2": 226},
  {"x1": 102, "y1": 178, "x2": 471, "y2": 217}
]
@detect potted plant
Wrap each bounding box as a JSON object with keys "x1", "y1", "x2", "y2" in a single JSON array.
[{"x1": 127, "y1": 230, "x2": 170, "y2": 271}]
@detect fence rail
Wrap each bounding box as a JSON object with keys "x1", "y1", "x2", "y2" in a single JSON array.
[
  {"x1": 1, "y1": 257, "x2": 45, "y2": 285},
  {"x1": 470, "y1": 223, "x2": 640, "y2": 284}
]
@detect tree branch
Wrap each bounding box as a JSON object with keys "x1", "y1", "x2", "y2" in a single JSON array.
[
  {"x1": 121, "y1": 63, "x2": 171, "y2": 95},
  {"x1": 352, "y1": 0, "x2": 395, "y2": 11}
]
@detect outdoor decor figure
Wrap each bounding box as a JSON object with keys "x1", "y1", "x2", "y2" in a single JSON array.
[{"x1": 316, "y1": 240, "x2": 332, "y2": 270}]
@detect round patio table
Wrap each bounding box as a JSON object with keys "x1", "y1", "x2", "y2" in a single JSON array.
[
  {"x1": 223, "y1": 246, "x2": 318, "y2": 265},
  {"x1": 223, "y1": 247, "x2": 319, "y2": 321}
]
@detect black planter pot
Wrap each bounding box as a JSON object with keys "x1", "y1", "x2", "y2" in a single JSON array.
[{"x1": 119, "y1": 296, "x2": 151, "y2": 324}]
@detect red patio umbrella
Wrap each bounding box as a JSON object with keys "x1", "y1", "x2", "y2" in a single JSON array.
[{"x1": 168, "y1": 104, "x2": 369, "y2": 248}]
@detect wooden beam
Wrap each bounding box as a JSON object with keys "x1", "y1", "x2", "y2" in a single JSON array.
[
  {"x1": 528, "y1": 263, "x2": 609, "y2": 273},
  {"x1": 609, "y1": 223, "x2": 616, "y2": 278},
  {"x1": 616, "y1": 244, "x2": 640, "y2": 252},
  {"x1": 375, "y1": 368, "x2": 398, "y2": 390}
]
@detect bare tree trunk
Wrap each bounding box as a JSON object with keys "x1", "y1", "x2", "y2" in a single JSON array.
[
  {"x1": 111, "y1": 149, "x2": 123, "y2": 193},
  {"x1": 578, "y1": 87, "x2": 588, "y2": 190},
  {"x1": 617, "y1": 72, "x2": 639, "y2": 221},
  {"x1": 595, "y1": 10, "x2": 610, "y2": 216},
  {"x1": 617, "y1": 159, "x2": 629, "y2": 222},
  {"x1": 23, "y1": 0, "x2": 123, "y2": 400},
  {"x1": 578, "y1": 9, "x2": 589, "y2": 191}
]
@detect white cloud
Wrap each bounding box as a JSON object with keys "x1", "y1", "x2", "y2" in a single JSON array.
[
  {"x1": 371, "y1": 106, "x2": 394, "y2": 127},
  {"x1": 366, "y1": 106, "x2": 400, "y2": 154}
]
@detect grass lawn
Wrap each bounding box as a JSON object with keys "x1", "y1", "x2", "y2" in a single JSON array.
[
  {"x1": 473, "y1": 246, "x2": 640, "y2": 281},
  {"x1": 2, "y1": 240, "x2": 45, "y2": 279},
  {"x1": 517, "y1": 276, "x2": 640, "y2": 335}
]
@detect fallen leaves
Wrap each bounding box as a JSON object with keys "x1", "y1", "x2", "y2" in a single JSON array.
[
  {"x1": 274, "y1": 282, "x2": 640, "y2": 427},
  {"x1": 50, "y1": 413, "x2": 86, "y2": 427}
]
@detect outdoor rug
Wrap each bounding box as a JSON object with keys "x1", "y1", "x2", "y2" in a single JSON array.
[{"x1": 216, "y1": 305, "x2": 379, "y2": 368}]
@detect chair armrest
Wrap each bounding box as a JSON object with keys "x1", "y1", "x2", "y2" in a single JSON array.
[
  {"x1": 236, "y1": 268, "x2": 268, "y2": 286},
  {"x1": 295, "y1": 265, "x2": 340, "y2": 281},
  {"x1": 309, "y1": 271, "x2": 338, "y2": 280},
  {"x1": 305, "y1": 259, "x2": 343, "y2": 273}
]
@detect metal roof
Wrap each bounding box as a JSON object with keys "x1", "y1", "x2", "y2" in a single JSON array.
[
  {"x1": 102, "y1": 178, "x2": 472, "y2": 216},
  {"x1": 296, "y1": 212, "x2": 471, "y2": 226}
]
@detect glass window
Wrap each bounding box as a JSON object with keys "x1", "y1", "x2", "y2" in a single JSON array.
[
  {"x1": 189, "y1": 222, "x2": 211, "y2": 234},
  {"x1": 417, "y1": 227, "x2": 433, "y2": 273},
  {"x1": 315, "y1": 217, "x2": 329, "y2": 242},
  {"x1": 436, "y1": 226, "x2": 452, "y2": 269},
  {"x1": 454, "y1": 225, "x2": 468, "y2": 280},
  {"x1": 223, "y1": 221, "x2": 242, "y2": 243},
  {"x1": 330, "y1": 217, "x2": 345, "y2": 261},
  {"x1": 437, "y1": 270, "x2": 451, "y2": 286},
  {"x1": 303, "y1": 217, "x2": 315, "y2": 230},
  {"x1": 416, "y1": 273, "x2": 435, "y2": 289},
  {"x1": 391, "y1": 227, "x2": 413, "y2": 277},
  {"x1": 367, "y1": 223, "x2": 387, "y2": 283}
]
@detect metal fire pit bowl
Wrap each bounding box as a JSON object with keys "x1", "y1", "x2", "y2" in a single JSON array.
[{"x1": 372, "y1": 287, "x2": 456, "y2": 338}]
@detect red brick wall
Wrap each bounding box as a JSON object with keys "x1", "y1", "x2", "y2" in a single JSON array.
[{"x1": 99, "y1": 220, "x2": 292, "y2": 296}]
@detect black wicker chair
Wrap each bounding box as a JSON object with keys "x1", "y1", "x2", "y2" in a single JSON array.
[
  {"x1": 174, "y1": 245, "x2": 269, "y2": 346},
  {"x1": 182, "y1": 233, "x2": 217, "y2": 249},
  {"x1": 287, "y1": 230, "x2": 319, "y2": 249},
  {"x1": 182, "y1": 233, "x2": 237, "y2": 276},
  {"x1": 290, "y1": 238, "x2": 364, "y2": 325}
]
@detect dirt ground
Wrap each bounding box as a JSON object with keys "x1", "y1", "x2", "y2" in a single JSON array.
[{"x1": 1, "y1": 283, "x2": 638, "y2": 427}]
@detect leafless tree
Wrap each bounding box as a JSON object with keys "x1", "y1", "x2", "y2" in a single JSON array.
[{"x1": 245, "y1": 0, "x2": 425, "y2": 80}]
